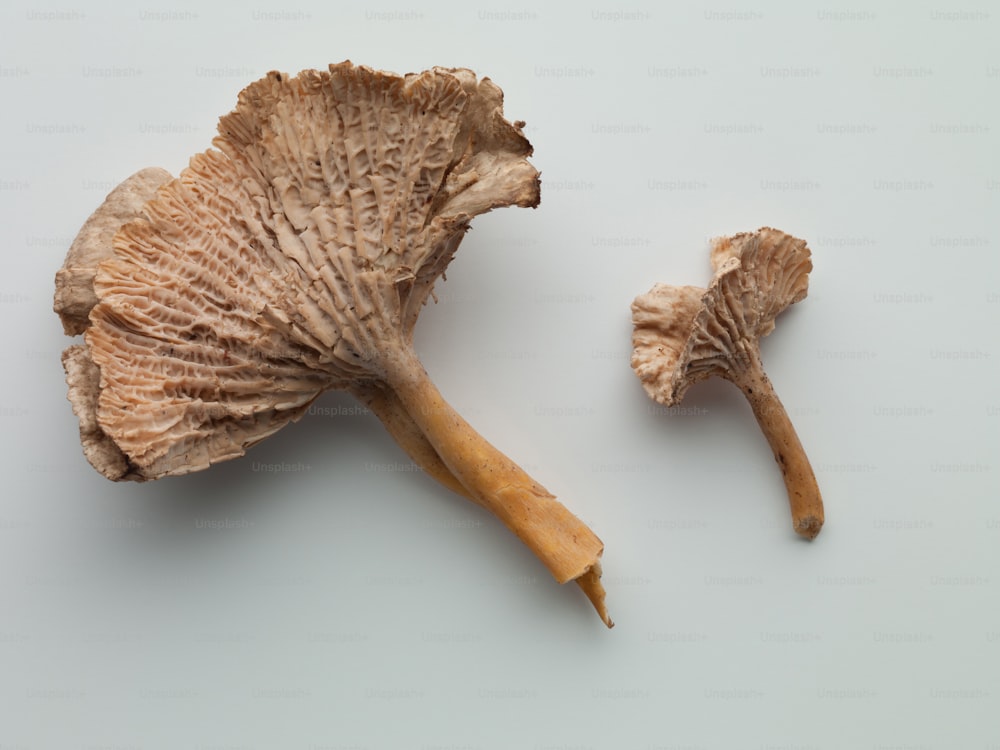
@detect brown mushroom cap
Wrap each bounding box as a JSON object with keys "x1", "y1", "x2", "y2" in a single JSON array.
[
  {"x1": 54, "y1": 168, "x2": 173, "y2": 480},
  {"x1": 632, "y1": 227, "x2": 812, "y2": 404},
  {"x1": 54, "y1": 167, "x2": 172, "y2": 337},
  {"x1": 63, "y1": 62, "x2": 539, "y2": 481}
]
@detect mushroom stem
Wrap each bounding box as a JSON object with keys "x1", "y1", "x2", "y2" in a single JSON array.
[
  {"x1": 355, "y1": 385, "x2": 470, "y2": 498},
  {"x1": 733, "y1": 351, "x2": 825, "y2": 540},
  {"x1": 380, "y1": 348, "x2": 611, "y2": 627}
]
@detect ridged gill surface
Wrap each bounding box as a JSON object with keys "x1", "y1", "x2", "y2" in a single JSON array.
[
  {"x1": 64, "y1": 62, "x2": 539, "y2": 479},
  {"x1": 631, "y1": 228, "x2": 812, "y2": 405}
]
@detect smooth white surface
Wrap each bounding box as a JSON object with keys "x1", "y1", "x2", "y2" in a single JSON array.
[{"x1": 1, "y1": 1, "x2": 998, "y2": 747}]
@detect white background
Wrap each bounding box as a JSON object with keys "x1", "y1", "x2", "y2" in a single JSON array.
[{"x1": 1, "y1": 0, "x2": 998, "y2": 748}]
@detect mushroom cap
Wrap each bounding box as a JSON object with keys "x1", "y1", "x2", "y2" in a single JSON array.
[
  {"x1": 58, "y1": 62, "x2": 540, "y2": 480},
  {"x1": 54, "y1": 167, "x2": 173, "y2": 336},
  {"x1": 631, "y1": 227, "x2": 812, "y2": 405},
  {"x1": 54, "y1": 168, "x2": 174, "y2": 479}
]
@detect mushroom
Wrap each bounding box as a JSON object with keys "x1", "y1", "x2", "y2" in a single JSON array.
[
  {"x1": 54, "y1": 62, "x2": 610, "y2": 626},
  {"x1": 631, "y1": 227, "x2": 824, "y2": 539}
]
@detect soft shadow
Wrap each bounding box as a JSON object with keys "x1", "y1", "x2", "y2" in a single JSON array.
[{"x1": 121, "y1": 389, "x2": 392, "y2": 530}]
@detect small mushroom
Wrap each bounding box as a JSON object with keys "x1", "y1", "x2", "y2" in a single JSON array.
[
  {"x1": 55, "y1": 63, "x2": 610, "y2": 625},
  {"x1": 631, "y1": 227, "x2": 824, "y2": 539}
]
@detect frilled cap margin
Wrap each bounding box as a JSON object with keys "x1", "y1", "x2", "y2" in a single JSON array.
[{"x1": 631, "y1": 228, "x2": 812, "y2": 406}]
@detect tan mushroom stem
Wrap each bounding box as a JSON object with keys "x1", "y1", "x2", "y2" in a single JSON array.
[
  {"x1": 727, "y1": 348, "x2": 824, "y2": 540},
  {"x1": 356, "y1": 381, "x2": 611, "y2": 625},
  {"x1": 355, "y1": 385, "x2": 469, "y2": 498},
  {"x1": 342, "y1": 270, "x2": 610, "y2": 624},
  {"x1": 394, "y1": 361, "x2": 609, "y2": 622}
]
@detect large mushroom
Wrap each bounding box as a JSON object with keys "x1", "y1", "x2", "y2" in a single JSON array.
[
  {"x1": 631, "y1": 227, "x2": 824, "y2": 539},
  {"x1": 55, "y1": 62, "x2": 610, "y2": 626}
]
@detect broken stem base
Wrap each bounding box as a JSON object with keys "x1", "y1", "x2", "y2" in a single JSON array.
[{"x1": 379, "y1": 346, "x2": 611, "y2": 626}]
